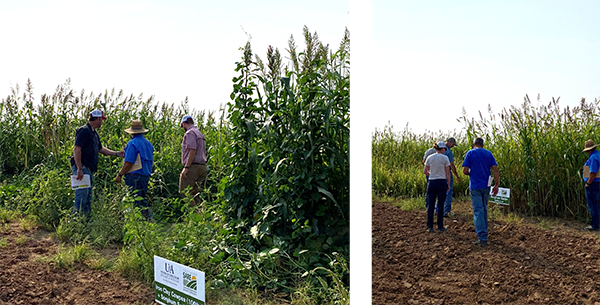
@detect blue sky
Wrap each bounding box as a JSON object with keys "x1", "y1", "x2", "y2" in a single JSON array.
[{"x1": 3, "y1": 2, "x2": 598, "y2": 159}]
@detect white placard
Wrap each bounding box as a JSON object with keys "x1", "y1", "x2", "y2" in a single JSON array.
[
  {"x1": 154, "y1": 255, "x2": 205, "y2": 305},
  {"x1": 70, "y1": 174, "x2": 91, "y2": 190},
  {"x1": 490, "y1": 187, "x2": 510, "y2": 206}
]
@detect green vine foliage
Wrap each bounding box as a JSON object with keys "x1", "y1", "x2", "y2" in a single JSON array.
[{"x1": 224, "y1": 26, "x2": 350, "y2": 270}]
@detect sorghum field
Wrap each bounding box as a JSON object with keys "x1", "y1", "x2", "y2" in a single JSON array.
[{"x1": 0, "y1": 26, "x2": 349, "y2": 305}]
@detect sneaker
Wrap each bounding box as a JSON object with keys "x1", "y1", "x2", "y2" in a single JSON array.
[
  {"x1": 584, "y1": 225, "x2": 600, "y2": 231},
  {"x1": 438, "y1": 227, "x2": 448, "y2": 232},
  {"x1": 427, "y1": 227, "x2": 434, "y2": 233},
  {"x1": 472, "y1": 240, "x2": 488, "y2": 247}
]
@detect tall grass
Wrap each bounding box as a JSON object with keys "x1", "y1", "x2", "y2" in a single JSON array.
[{"x1": 373, "y1": 94, "x2": 600, "y2": 221}]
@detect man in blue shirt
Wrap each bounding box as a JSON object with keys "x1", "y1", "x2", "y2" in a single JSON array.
[
  {"x1": 115, "y1": 120, "x2": 154, "y2": 221},
  {"x1": 71, "y1": 109, "x2": 123, "y2": 217},
  {"x1": 462, "y1": 137, "x2": 499, "y2": 247},
  {"x1": 443, "y1": 137, "x2": 461, "y2": 217},
  {"x1": 582, "y1": 139, "x2": 600, "y2": 231}
]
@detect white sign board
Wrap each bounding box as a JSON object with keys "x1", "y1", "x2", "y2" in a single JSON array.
[
  {"x1": 490, "y1": 187, "x2": 510, "y2": 206},
  {"x1": 154, "y1": 255, "x2": 205, "y2": 305}
]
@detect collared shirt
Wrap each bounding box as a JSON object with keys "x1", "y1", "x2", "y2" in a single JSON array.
[
  {"x1": 462, "y1": 147, "x2": 498, "y2": 190},
  {"x1": 584, "y1": 150, "x2": 600, "y2": 183},
  {"x1": 70, "y1": 123, "x2": 102, "y2": 172},
  {"x1": 124, "y1": 134, "x2": 154, "y2": 176},
  {"x1": 181, "y1": 125, "x2": 207, "y2": 165}
]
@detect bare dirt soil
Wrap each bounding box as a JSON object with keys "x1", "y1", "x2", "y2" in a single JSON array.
[
  {"x1": 373, "y1": 200, "x2": 600, "y2": 305},
  {"x1": 0, "y1": 221, "x2": 156, "y2": 305}
]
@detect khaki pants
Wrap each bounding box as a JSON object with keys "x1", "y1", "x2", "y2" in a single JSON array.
[{"x1": 179, "y1": 164, "x2": 207, "y2": 208}]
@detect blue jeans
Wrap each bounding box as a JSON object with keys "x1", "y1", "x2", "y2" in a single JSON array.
[
  {"x1": 470, "y1": 187, "x2": 490, "y2": 241},
  {"x1": 125, "y1": 174, "x2": 150, "y2": 219},
  {"x1": 72, "y1": 165, "x2": 94, "y2": 216},
  {"x1": 585, "y1": 182, "x2": 600, "y2": 229},
  {"x1": 427, "y1": 179, "x2": 447, "y2": 229},
  {"x1": 444, "y1": 174, "x2": 454, "y2": 215}
]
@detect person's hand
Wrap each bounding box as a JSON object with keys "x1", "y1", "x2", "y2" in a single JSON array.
[
  {"x1": 76, "y1": 168, "x2": 84, "y2": 181},
  {"x1": 456, "y1": 176, "x2": 461, "y2": 183},
  {"x1": 115, "y1": 174, "x2": 122, "y2": 184},
  {"x1": 182, "y1": 167, "x2": 189, "y2": 179},
  {"x1": 492, "y1": 185, "x2": 499, "y2": 196},
  {"x1": 117, "y1": 150, "x2": 124, "y2": 158}
]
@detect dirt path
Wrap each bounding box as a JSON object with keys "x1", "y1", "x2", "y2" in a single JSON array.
[
  {"x1": 372, "y1": 201, "x2": 600, "y2": 305},
  {"x1": 0, "y1": 221, "x2": 156, "y2": 305}
]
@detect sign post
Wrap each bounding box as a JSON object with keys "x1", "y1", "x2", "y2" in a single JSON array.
[{"x1": 154, "y1": 255, "x2": 205, "y2": 305}]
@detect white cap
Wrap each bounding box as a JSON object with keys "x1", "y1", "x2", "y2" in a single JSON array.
[
  {"x1": 437, "y1": 141, "x2": 447, "y2": 149},
  {"x1": 181, "y1": 115, "x2": 193, "y2": 124},
  {"x1": 90, "y1": 109, "x2": 107, "y2": 119}
]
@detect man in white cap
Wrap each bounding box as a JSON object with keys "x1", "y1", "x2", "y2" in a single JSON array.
[
  {"x1": 179, "y1": 115, "x2": 207, "y2": 208},
  {"x1": 70, "y1": 109, "x2": 123, "y2": 217},
  {"x1": 115, "y1": 119, "x2": 154, "y2": 220}
]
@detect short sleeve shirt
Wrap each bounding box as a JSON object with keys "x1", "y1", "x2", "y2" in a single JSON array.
[
  {"x1": 423, "y1": 148, "x2": 436, "y2": 162},
  {"x1": 124, "y1": 134, "x2": 154, "y2": 176},
  {"x1": 71, "y1": 123, "x2": 102, "y2": 172},
  {"x1": 425, "y1": 153, "x2": 450, "y2": 180},
  {"x1": 181, "y1": 126, "x2": 207, "y2": 165},
  {"x1": 584, "y1": 150, "x2": 600, "y2": 183},
  {"x1": 462, "y1": 148, "x2": 498, "y2": 190}
]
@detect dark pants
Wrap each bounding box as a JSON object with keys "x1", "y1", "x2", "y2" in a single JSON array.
[
  {"x1": 125, "y1": 174, "x2": 150, "y2": 220},
  {"x1": 427, "y1": 179, "x2": 447, "y2": 229},
  {"x1": 586, "y1": 182, "x2": 600, "y2": 229}
]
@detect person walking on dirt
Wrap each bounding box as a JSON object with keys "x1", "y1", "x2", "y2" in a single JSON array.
[
  {"x1": 71, "y1": 109, "x2": 123, "y2": 217},
  {"x1": 582, "y1": 139, "x2": 600, "y2": 231},
  {"x1": 423, "y1": 141, "x2": 451, "y2": 233},
  {"x1": 115, "y1": 120, "x2": 154, "y2": 221},
  {"x1": 462, "y1": 137, "x2": 499, "y2": 247},
  {"x1": 179, "y1": 115, "x2": 207, "y2": 209},
  {"x1": 443, "y1": 137, "x2": 461, "y2": 218}
]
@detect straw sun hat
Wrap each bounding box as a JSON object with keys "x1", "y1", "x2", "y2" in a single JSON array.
[
  {"x1": 583, "y1": 139, "x2": 598, "y2": 152},
  {"x1": 124, "y1": 120, "x2": 149, "y2": 135}
]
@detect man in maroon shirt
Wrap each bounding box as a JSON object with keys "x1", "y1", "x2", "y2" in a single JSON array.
[{"x1": 179, "y1": 115, "x2": 207, "y2": 208}]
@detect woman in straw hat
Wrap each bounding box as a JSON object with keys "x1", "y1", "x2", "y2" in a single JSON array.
[
  {"x1": 115, "y1": 120, "x2": 154, "y2": 221},
  {"x1": 582, "y1": 139, "x2": 600, "y2": 231}
]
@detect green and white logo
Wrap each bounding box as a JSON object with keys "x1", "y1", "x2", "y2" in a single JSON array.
[{"x1": 183, "y1": 271, "x2": 198, "y2": 294}]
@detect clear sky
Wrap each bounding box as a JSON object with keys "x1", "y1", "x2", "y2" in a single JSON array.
[{"x1": 8, "y1": 1, "x2": 597, "y2": 135}]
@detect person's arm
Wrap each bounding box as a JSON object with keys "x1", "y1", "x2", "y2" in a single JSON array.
[
  {"x1": 115, "y1": 161, "x2": 134, "y2": 183},
  {"x1": 491, "y1": 165, "x2": 500, "y2": 195},
  {"x1": 450, "y1": 162, "x2": 460, "y2": 183},
  {"x1": 99, "y1": 147, "x2": 124, "y2": 157},
  {"x1": 445, "y1": 165, "x2": 451, "y2": 191},
  {"x1": 181, "y1": 149, "x2": 197, "y2": 179},
  {"x1": 73, "y1": 145, "x2": 84, "y2": 180},
  {"x1": 423, "y1": 164, "x2": 430, "y2": 176},
  {"x1": 463, "y1": 166, "x2": 470, "y2": 176},
  {"x1": 587, "y1": 172, "x2": 598, "y2": 187}
]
